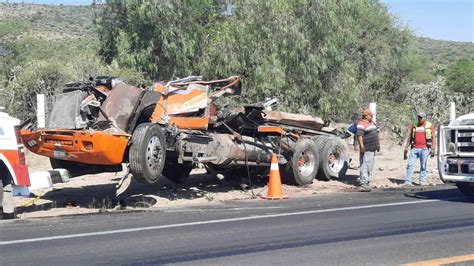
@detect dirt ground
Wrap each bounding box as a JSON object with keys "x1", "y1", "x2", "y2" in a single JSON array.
[{"x1": 16, "y1": 131, "x2": 442, "y2": 219}]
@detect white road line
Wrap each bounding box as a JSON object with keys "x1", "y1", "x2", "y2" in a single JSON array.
[
  {"x1": 162, "y1": 206, "x2": 285, "y2": 213},
  {"x1": 0, "y1": 199, "x2": 441, "y2": 246}
]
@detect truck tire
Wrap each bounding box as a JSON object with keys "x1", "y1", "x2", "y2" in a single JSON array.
[
  {"x1": 312, "y1": 135, "x2": 330, "y2": 180},
  {"x1": 162, "y1": 158, "x2": 193, "y2": 184},
  {"x1": 313, "y1": 136, "x2": 350, "y2": 180},
  {"x1": 129, "y1": 123, "x2": 166, "y2": 184},
  {"x1": 456, "y1": 182, "x2": 474, "y2": 197},
  {"x1": 286, "y1": 139, "x2": 320, "y2": 186}
]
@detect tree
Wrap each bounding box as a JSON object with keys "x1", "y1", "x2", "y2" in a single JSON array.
[
  {"x1": 445, "y1": 58, "x2": 474, "y2": 96},
  {"x1": 96, "y1": 0, "x2": 415, "y2": 120}
]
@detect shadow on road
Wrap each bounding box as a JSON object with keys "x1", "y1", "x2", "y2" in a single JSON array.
[
  {"x1": 336, "y1": 174, "x2": 360, "y2": 186},
  {"x1": 16, "y1": 171, "x2": 268, "y2": 216},
  {"x1": 404, "y1": 186, "x2": 474, "y2": 203},
  {"x1": 388, "y1": 178, "x2": 405, "y2": 185}
]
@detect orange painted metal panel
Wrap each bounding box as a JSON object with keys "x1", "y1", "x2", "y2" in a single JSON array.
[
  {"x1": 150, "y1": 84, "x2": 209, "y2": 130},
  {"x1": 168, "y1": 117, "x2": 209, "y2": 130},
  {"x1": 150, "y1": 77, "x2": 240, "y2": 130},
  {"x1": 257, "y1": 126, "x2": 286, "y2": 135},
  {"x1": 21, "y1": 130, "x2": 130, "y2": 165}
]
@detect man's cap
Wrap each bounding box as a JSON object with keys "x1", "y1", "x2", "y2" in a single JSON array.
[
  {"x1": 417, "y1": 111, "x2": 427, "y2": 118},
  {"x1": 362, "y1": 109, "x2": 373, "y2": 116}
]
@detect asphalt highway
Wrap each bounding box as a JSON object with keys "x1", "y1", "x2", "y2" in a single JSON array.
[{"x1": 1, "y1": 185, "x2": 473, "y2": 265}]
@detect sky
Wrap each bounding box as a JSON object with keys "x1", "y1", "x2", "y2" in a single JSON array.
[
  {"x1": 1, "y1": 0, "x2": 473, "y2": 42},
  {"x1": 382, "y1": 0, "x2": 473, "y2": 42}
]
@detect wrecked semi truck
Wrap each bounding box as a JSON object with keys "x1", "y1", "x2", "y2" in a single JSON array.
[
  {"x1": 21, "y1": 76, "x2": 349, "y2": 186},
  {"x1": 438, "y1": 106, "x2": 474, "y2": 197}
]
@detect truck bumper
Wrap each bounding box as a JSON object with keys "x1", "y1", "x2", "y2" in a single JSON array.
[
  {"x1": 441, "y1": 174, "x2": 474, "y2": 183},
  {"x1": 439, "y1": 156, "x2": 474, "y2": 183},
  {"x1": 21, "y1": 129, "x2": 130, "y2": 165}
]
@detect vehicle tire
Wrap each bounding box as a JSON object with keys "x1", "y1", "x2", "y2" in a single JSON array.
[
  {"x1": 129, "y1": 123, "x2": 166, "y2": 184},
  {"x1": 285, "y1": 139, "x2": 320, "y2": 186},
  {"x1": 162, "y1": 158, "x2": 193, "y2": 184},
  {"x1": 312, "y1": 135, "x2": 330, "y2": 180},
  {"x1": 456, "y1": 182, "x2": 474, "y2": 197},
  {"x1": 313, "y1": 136, "x2": 350, "y2": 180},
  {"x1": 50, "y1": 158, "x2": 122, "y2": 177}
]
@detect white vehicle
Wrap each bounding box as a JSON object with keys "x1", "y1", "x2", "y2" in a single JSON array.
[
  {"x1": 438, "y1": 104, "x2": 474, "y2": 197},
  {"x1": 0, "y1": 110, "x2": 31, "y2": 188}
]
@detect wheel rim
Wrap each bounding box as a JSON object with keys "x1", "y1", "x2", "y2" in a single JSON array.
[
  {"x1": 327, "y1": 148, "x2": 344, "y2": 173},
  {"x1": 146, "y1": 135, "x2": 164, "y2": 175},
  {"x1": 297, "y1": 149, "x2": 316, "y2": 176}
]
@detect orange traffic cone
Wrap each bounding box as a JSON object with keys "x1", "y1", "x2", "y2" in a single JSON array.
[{"x1": 262, "y1": 153, "x2": 288, "y2": 200}]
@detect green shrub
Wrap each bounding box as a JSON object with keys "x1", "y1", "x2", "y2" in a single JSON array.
[
  {"x1": 445, "y1": 58, "x2": 474, "y2": 95},
  {"x1": 96, "y1": 0, "x2": 415, "y2": 121}
]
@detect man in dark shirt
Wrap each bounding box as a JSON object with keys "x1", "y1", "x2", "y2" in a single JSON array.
[{"x1": 356, "y1": 109, "x2": 380, "y2": 189}]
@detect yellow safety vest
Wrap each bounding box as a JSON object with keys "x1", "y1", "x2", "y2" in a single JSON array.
[{"x1": 411, "y1": 121, "x2": 432, "y2": 147}]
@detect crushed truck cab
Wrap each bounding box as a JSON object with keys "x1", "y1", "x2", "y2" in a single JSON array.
[{"x1": 22, "y1": 76, "x2": 350, "y2": 186}]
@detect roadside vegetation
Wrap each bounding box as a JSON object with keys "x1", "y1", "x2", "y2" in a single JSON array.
[{"x1": 0, "y1": 1, "x2": 472, "y2": 138}]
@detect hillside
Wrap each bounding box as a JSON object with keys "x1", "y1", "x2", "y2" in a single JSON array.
[
  {"x1": 0, "y1": 3, "x2": 146, "y2": 116},
  {"x1": 415, "y1": 37, "x2": 474, "y2": 66},
  {"x1": 0, "y1": 2, "x2": 472, "y2": 124},
  {"x1": 0, "y1": 3, "x2": 96, "y2": 41},
  {"x1": 1, "y1": 4, "x2": 472, "y2": 67},
  {"x1": 0, "y1": 3, "x2": 98, "y2": 63}
]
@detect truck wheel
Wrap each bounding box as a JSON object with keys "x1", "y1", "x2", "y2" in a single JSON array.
[
  {"x1": 320, "y1": 137, "x2": 350, "y2": 180},
  {"x1": 162, "y1": 159, "x2": 193, "y2": 184},
  {"x1": 129, "y1": 123, "x2": 166, "y2": 184},
  {"x1": 312, "y1": 135, "x2": 330, "y2": 180},
  {"x1": 286, "y1": 139, "x2": 320, "y2": 186},
  {"x1": 456, "y1": 182, "x2": 474, "y2": 197},
  {"x1": 313, "y1": 136, "x2": 349, "y2": 180}
]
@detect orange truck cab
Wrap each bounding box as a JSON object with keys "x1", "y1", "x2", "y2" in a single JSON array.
[{"x1": 0, "y1": 110, "x2": 30, "y2": 188}]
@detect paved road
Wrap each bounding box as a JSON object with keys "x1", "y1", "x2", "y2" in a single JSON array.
[{"x1": 1, "y1": 185, "x2": 473, "y2": 265}]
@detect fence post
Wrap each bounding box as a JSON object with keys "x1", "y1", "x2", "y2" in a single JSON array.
[
  {"x1": 449, "y1": 102, "x2": 456, "y2": 124},
  {"x1": 37, "y1": 94, "x2": 46, "y2": 128},
  {"x1": 369, "y1": 102, "x2": 376, "y2": 123}
]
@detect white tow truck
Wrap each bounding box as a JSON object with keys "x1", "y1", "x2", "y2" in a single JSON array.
[
  {"x1": 0, "y1": 109, "x2": 31, "y2": 188},
  {"x1": 0, "y1": 109, "x2": 31, "y2": 217},
  {"x1": 438, "y1": 104, "x2": 474, "y2": 197}
]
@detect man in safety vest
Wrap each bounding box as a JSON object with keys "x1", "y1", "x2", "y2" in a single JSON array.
[{"x1": 403, "y1": 111, "x2": 436, "y2": 186}]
